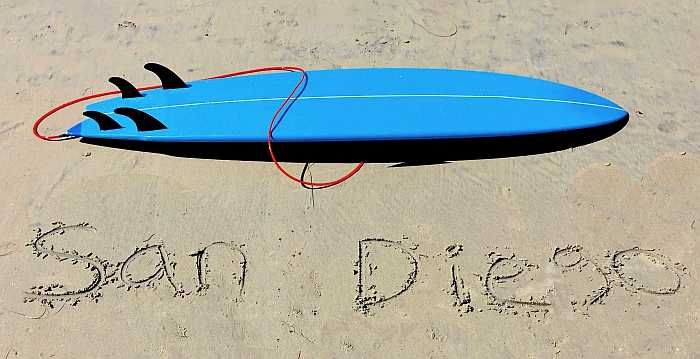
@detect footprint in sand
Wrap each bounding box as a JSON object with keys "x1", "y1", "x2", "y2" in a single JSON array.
[
  {"x1": 568, "y1": 153, "x2": 698, "y2": 254},
  {"x1": 0, "y1": 242, "x2": 17, "y2": 257}
]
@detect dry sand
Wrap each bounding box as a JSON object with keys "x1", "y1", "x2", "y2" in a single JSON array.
[{"x1": 1, "y1": 0, "x2": 699, "y2": 357}]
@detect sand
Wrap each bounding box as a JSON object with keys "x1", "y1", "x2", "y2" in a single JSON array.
[{"x1": 1, "y1": 0, "x2": 699, "y2": 357}]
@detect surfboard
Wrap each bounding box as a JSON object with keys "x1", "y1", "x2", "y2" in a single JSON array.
[{"x1": 66, "y1": 67, "x2": 628, "y2": 142}]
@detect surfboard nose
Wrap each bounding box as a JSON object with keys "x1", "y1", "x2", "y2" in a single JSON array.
[
  {"x1": 582, "y1": 95, "x2": 628, "y2": 127},
  {"x1": 590, "y1": 104, "x2": 629, "y2": 130},
  {"x1": 549, "y1": 85, "x2": 628, "y2": 129}
]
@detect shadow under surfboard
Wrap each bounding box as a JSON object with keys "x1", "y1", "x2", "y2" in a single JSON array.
[{"x1": 79, "y1": 115, "x2": 628, "y2": 166}]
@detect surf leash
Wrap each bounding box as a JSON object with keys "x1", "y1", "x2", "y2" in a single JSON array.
[{"x1": 32, "y1": 66, "x2": 364, "y2": 188}]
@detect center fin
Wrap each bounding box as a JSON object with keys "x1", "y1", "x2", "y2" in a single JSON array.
[{"x1": 144, "y1": 63, "x2": 188, "y2": 89}]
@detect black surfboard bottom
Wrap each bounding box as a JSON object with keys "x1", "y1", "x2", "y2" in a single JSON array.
[{"x1": 80, "y1": 115, "x2": 627, "y2": 165}]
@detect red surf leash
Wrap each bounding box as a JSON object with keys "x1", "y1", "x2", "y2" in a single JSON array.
[{"x1": 32, "y1": 66, "x2": 364, "y2": 188}]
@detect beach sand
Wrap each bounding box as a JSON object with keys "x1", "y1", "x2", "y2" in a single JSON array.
[{"x1": 1, "y1": 0, "x2": 698, "y2": 357}]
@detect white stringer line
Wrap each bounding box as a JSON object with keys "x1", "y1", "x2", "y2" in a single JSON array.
[{"x1": 105, "y1": 94, "x2": 626, "y2": 114}]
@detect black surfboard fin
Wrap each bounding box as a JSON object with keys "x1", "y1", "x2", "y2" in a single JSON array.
[
  {"x1": 83, "y1": 111, "x2": 124, "y2": 131},
  {"x1": 114, "y1": 107, "x2": 167, "y2": 131},
  {"x1": 144, "y1": 63, "x2": 188, "y2": 89},
  {"x1": 108, "y1": 77, "x2": 143, "y2": 98}
]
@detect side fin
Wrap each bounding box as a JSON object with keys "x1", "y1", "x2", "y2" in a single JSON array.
[
  {"x1": 108, "y1": 77, "x2": 143, "y2": 98},
  {"x1": 83, "y1": 111, "x2": 124, "y2": 131},
  {"x1": 144, "y1": 63, "x2": 188, "y2": 89},
  {"x1": 114, "y1": 108, "x2": 167, "y2": 131}
]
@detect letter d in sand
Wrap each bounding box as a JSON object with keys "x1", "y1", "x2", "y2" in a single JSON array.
[{"x1": 355, "y1": 239, "x2": 418, "y2": 313}]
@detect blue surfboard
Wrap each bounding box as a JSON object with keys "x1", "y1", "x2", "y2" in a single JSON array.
[{"x1": 67, "y1": 66, "x2": 627, "y2": 142}]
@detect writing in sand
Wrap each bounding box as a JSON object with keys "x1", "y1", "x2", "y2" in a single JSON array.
[{"x1": 20, "y1": 222, "x2": 688, "y2": 320}]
